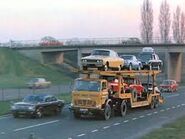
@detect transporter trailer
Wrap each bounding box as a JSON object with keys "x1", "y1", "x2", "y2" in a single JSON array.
[{"x1": 71, "y1": 70, "x2": 164, "y2": 120}]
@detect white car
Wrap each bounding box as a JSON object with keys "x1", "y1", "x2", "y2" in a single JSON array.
[
  {"x1": 120, "y1": 55, "x2": 142, "y2": 70},
  {"x1": 27, "y1": 78, "x2": 51, "y2": 89}
]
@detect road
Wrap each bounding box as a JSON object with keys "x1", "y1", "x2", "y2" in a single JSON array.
[{"x1": 0, "y1": 87, "x2": 185, "y2": 139}]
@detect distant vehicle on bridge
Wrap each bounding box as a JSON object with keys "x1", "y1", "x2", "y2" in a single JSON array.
[
  {"x1": 122, "y1": 37, "x2": 141, "y2": 45},
  {"x1": 39, "y1": 36, "x2": 63, "y2": 46}
]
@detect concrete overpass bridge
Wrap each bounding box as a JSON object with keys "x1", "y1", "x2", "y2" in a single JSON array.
[{"x1": 14, "y1": 43, "x2": 185, "y2": 82}]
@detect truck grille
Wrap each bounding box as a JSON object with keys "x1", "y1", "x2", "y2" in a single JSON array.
[
  {"x1": 86, "y1": 59, "x2": 98, "y2": 63},
  {"x1": 75, "y1": 100, "x2": 96, "y2": 107}
]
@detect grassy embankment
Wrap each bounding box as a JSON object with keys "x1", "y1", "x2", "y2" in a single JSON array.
[
  {"x1": 0, "y1": 48, "x2": 73, "y2": 88},
  {"x1": 141, "y1": 117, "x2": 185, "y2": 139},
  {"x1": 0, "y1": 48, "x2": 74, "y2": 115}
]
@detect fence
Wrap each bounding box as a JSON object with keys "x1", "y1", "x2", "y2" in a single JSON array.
[{"x1": 0, "y1": 84, "x2": 73, "y2": 101}]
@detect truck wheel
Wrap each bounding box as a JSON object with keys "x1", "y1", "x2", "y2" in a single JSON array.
[
  {"x1": 120, "y1": 100, "x2": 127, "y2": 117},
  {"x1": 73, "y1": 112, "x2": 81, "y2": 119},
  {"x1": 150, "y1": 97, "x2": 155, "y2": 109},
  {"x1": 103, "y1": 104, "x2": 111, "y2": 120}
]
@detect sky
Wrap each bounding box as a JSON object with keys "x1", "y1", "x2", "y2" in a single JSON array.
[{"x1": 0, "y1": 0, "x2": 184, "y2": 42}]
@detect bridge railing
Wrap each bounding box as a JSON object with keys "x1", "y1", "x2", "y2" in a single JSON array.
[{"x1": 0, "y1": 37, "x2": 181, "y2": 48}]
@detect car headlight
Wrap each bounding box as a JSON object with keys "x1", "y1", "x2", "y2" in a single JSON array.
[
  {"x1": 97, "y1": 60, "x2": 102, "y2": 63},
  {"x1": 11, "y1": 105, "x2": 16, "y2": 110},
  {"x1": 81, "y1": 59, "x2": 87, "y2": 62},
  {"x1": 28, "y1": 106, "x2": 35, "y2": 110}
]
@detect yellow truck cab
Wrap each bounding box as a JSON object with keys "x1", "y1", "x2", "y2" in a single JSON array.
[{"x1": 71, "y1": 77, "x2": 111, "y2": 119}]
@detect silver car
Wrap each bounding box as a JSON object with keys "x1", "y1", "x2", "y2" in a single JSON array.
[{"x1": 120, "y1": 55, "x2": 142, "y2": 70}]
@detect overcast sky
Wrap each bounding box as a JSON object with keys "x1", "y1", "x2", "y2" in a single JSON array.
[{"x1": 0, "y1": 0, "x2": 184, "y2": 42}]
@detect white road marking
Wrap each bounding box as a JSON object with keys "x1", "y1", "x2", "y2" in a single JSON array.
[
  {"x1": 1, "y1": 132, "x2": 5, "y2": 135},
  {"x1": 166, "y1": 108, "x2": 170, "y2": 110},
  {"x1": 123, "y1": 120, "x2": 129, "y2": 123},
  {"x1": 160, "y1": 109, "x2": 165, "y2": 112},
  {"x1": 0, "y1": 115, "x2": 11, "y2": 120},
  {"x1": 139, "y1": 115, "x2": 145, "y2": 118},
  {"x1": 13, "y1": 120, "x2": 59, "y2": 132},
  {"x1": 177, "y1": 105, "x2": 181, "y2": 107},
  {"x1": 113, "y1": 123, "x2": 120, "y2": 126},
  {"x1": 166, "y1": 94, "x2": 179, "y2": 98},
  {"x1": 154, "y1": 111, "x2": 158, "y2": 114},
  {"x1": 181, "y1": 104, "x2": 185, "y2": 106},
  {"x1": 68, "y1": 138, "x2": 72, "y2": 139},
  {"x1": 77, "y1": 134, "x2": 85, "y2": 137},
  {"x1": 172, "y1": 106, "x2": 176, "y2": 109},
  {"x1": 132, "y1": 118, "x2": 137, "y2": 120},
  {"x1": 103, "y1": 126, "x2": 110, "y2": 129},
  {"x1": 147, "y1": 113, "x2": 152, "y2": 116},
  {"x1": 91, "y1": 129, "x2": 98, "y2": 133}
]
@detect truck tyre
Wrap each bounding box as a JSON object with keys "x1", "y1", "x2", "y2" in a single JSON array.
[
  {"x1": 150, "y1": 97, "x2": 155, "y2": 109},
  {"x1": 13, "y1": 113, "x2": 18, "y2": 118},
  {"x1": 120, "y1": 100, "x2": 127, "y2": 117},
  {"x1": 154, "y1": 97, "x2": 159, "y2": 108},
  {"x1": 103, "y1": 104, "x2": 111, "y2": 120},
  {"x1": 131, "y1": 89, "x2": 137, "y2": 102},
  {"x1": 73, "y1": 112, "x2": 81, "y2": 119}
]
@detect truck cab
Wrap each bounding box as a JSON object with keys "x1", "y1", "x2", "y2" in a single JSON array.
[{"x1": 71, "y1": 78, "x2": 110, "y2": 119}]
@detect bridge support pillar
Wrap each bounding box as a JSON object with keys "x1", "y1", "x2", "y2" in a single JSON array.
[
  {"x1": 77, "y1": 48, "x2": 82, "y2": 68},
  {"x1": 56, "y1": 52, "x2": 64, "y2": 64},
  {"x1": 167, "y1": 52, "x2": 183, "y2": 82}
]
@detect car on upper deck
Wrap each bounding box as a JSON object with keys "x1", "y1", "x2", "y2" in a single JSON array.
[
  {"x1": 81, "y1": 49, "x2": 124, "y2": 71},
  {"x1": 120, "y1": 55, "x2": 142, "y2": 70},
  {"x1": 138, "y1": 47, "x2": 163, "y2": 70},
  {"x1": 11, "y1": 94, "x2": 65, "y2": 118},
  {"x1": 160, "y1": 79, "x2": 178, "y2": 92}
]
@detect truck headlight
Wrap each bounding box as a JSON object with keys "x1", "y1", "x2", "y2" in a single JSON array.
[
  {"x1": 97, "y1": 60, "x2": 103, "y2": 63},
  {"x1": 82, "y1": 59, "x2": 87, "y2": 62}
]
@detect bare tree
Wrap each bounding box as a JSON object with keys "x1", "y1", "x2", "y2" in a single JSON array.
[
  {"x1": 172, "y1": 6, "x2": 181, "y2": 43},
  {"x1": 159, "y1": 0, "x2": 171, "y2": 43},
  {"x1": 180, "y1": 12, "x2": 185, "y2": 43},
  {"x1": 141, "y1": 0, "x2": 153, "y2": 44}
]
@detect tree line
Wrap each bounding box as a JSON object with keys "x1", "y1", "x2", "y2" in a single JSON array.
[{"x1": 141, "y1": 0, "x2": 185, "y2": 44}]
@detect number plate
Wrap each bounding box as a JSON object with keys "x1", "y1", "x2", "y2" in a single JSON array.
[{"x1": 79, "y1": 108, "x2": 88, "y2": 112}]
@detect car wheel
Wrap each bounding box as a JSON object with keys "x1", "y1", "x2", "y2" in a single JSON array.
[
  {"x1": 13, "y1": 113, "x2": 18, "y2": 118},
  {"x1": 129, "y1": 64, "x2": 132, "y2": 70},
  {"x1": 103, "y1": 63, "x2": 109, "y2": 71},
  {"x1": 36, "y1": 108, "x2": 43, "y2": 118},
  {"x1": 138, "y1": 64, "x2": 141, "y2": 70},
  {"x1": 55, "y1": 106, "x2": 61, "y2": 115}
]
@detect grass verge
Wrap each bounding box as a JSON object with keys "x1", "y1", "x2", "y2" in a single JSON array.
[
  {"x1": 0, "y1": 93, "x2": 71, "y2": 116},
  {"x1": 141, "y1": 116, "x2": 185, "y2": 139}
]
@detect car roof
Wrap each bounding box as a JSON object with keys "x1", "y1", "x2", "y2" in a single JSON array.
[
  {"x1": 92, "y1": 49, "x2": 114, "y2": 52},
  {"x1": 26, "y1": 94, "x2": 53, "y2": 98},
  {"x1": 120, "y1": 55, "x2": 135, "y2": 57}
]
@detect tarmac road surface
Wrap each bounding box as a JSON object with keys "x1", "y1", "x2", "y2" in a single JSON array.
[{"x1": 0, "y1": 87, "x2": 185, "y2": 139}]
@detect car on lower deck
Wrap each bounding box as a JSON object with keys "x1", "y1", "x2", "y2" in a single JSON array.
[
  {"x1": 160, "y1": 80, "x2": 178, "y2": 92},
  {"x1": 11, "y1": 94, "x2": 65, "y2": 118}
]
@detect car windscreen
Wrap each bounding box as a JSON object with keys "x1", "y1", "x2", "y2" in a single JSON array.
[
  {"x1": 74, "y1": 80, "x2": 101, "y2": 92},
  {"x1": 91, "y1": 50, "x2": 110, "y2": 56},
  {"x1": 162, "y1": 80, "x2": 172, "y2": 85},
  {"x1": 138, "y1": 53, "x2": 152, "y2": 61},
  {"x1": 23, "y1": 95, "x2": 44, "y2": 103},
  {"x1": 121, "y1": 55, "x2": 132, "y2": 60}
]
